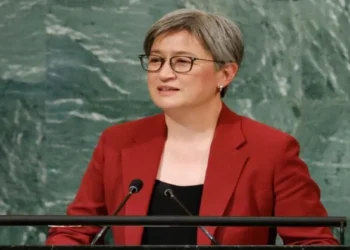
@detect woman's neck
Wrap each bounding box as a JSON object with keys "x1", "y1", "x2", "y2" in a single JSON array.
[{"x1": 164, "y1": 99, "x2": 223, "y2": 143}]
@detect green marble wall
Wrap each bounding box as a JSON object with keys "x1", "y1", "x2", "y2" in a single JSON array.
[{"x1": 0, "y1": 0, "x2": 349, "y2": 245}]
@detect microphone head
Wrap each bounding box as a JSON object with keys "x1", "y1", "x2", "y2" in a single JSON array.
[
  {"x1": 164, "y1": 188, "x2": 174, "y2": 198},
  {"x1": 129, "y1": 179, "x2": 143, "y2": 193}
]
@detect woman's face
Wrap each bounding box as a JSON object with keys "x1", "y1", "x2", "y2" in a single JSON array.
[{"x1": 146, "y1": 30, "x2": 233, "y2": 111}]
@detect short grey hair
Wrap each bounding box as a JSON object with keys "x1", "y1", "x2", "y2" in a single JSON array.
[{"x1": 143, "y1": 9, "x2": 244, "y2": 98}]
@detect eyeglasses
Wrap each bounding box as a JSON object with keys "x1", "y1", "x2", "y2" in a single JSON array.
[{"x1": 138, "y1": 54, "x2": 227, "y2": 73}]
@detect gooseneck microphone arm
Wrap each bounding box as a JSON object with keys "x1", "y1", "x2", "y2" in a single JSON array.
[
  {"x1": 164, "y1": 188, "x2": 220, "y2": 245},
  {"x1": 91, "y1": 179, "x2": 143, "y2": 245}
]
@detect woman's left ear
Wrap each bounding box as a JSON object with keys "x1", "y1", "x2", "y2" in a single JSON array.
[{"x1": 220, "y1": 62, "x2": 239, "y2": 87}]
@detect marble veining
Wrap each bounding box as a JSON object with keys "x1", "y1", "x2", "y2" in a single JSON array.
[{"x1": 0, "y1": 0, "x2": 349, "y2": 245}]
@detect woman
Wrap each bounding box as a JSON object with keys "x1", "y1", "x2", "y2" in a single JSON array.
[{"x1": 46, "y1": 9, "x2": 339, "y2": 246}]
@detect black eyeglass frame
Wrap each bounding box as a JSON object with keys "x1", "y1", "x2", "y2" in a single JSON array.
[{"x1": 138, "y1": 54, "x2": 229, "y2": 73}]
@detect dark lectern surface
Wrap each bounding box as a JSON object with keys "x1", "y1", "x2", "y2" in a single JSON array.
[{"x1": 1, "y1": 246, "x2": 349, "y2": 250}]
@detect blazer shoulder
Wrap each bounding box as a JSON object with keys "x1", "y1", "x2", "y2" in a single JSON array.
[
  {"x1": 238, "y1": 115, "x2": 302, "y2": 172},
  {"x1": 239, "y1": 115, "x2": 297, "y2": 146},
  {"x1": 99, "y1": 113, "x2": 163, "y2": 147}
]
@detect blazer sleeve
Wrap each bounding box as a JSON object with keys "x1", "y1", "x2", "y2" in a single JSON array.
[
  {"x1": 45, "y1": 131, "x2": 108, "y2": 245},
  {"x1": 273, "y1": 135, "x2": 339, "y2": 245}
]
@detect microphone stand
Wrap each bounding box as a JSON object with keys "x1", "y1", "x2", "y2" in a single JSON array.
[
  {"x1": 165, "y1": 189, "x2": 220, "y2": 245},
  {"x1": 91, "y1": 187, "x2": 138, "y2": 245}
]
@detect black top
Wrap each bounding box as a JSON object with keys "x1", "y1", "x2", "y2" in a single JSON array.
[{"x1": 141, "y1": 179, "x2": 204, "y2": 245}]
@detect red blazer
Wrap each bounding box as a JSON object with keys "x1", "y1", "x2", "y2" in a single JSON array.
[{"x1": 46, "y1": 103, "x2": 339, "y2": 245}]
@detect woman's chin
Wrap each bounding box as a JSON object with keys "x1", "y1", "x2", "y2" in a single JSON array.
[{"x1": 151, "y1": 99, "x2": 186, "y2": 111}]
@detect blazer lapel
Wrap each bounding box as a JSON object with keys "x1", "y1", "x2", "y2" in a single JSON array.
[
  {"x1": 198, "y1": 103, "x2": 249, "y2": 245},
  {"x1": 121, "y1": 114, "x2": 166, "y2": 245}
]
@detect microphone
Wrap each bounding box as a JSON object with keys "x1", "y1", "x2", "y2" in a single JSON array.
[
  {"x1": 164, "y1": 188, "x2": 220, "y2": 245},
  {"x1": 91, "y1": 179, "x2": 143, "y2": 245}
]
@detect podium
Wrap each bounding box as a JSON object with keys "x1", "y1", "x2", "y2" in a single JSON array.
[
  {"x1": 0, "y1": 247, "x2": 349, "y2": 250},
  {"x1": 0, "y1": 215, "x2": 347, "y2": 247}
]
